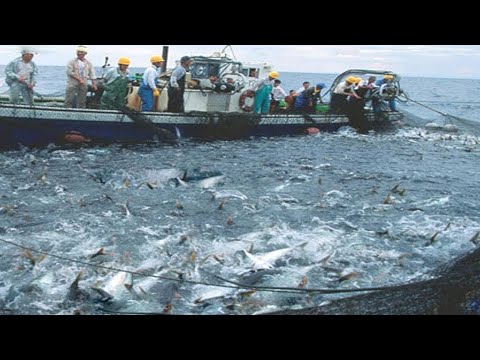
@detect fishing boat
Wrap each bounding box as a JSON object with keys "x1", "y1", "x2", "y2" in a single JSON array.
[{"x1": 0, "y1": 48, "x2": 404, "y2": 149}]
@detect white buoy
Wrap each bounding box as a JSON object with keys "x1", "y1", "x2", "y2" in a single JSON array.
[{"x1": 425, "y1": 122, "x2": 443, "y2": 130}]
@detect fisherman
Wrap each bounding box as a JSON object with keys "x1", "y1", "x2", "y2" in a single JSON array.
[
  {"x1": 253, "y1": 71, "x2": 279, "y2": 114},
  {"x1": 313, "y1": 83, "x2": 326, "y2": 104},
  {"x1": 374, "y1": 74, "x2": 397, "y2": 112},
  {"x1": 100, "y1": 57, "x2": 131, "y2": 110},
  {"x1": 65, "y1": 46, "x2": 97, "y2": 109},
  {"x1": 294, "y1": 87, "x2": 315, "y2": 113},
  {"x1": 270, "y1": 79, "x2": 287, "y2": 113},
  {"x1": 138, "y1": 55, "x2": 164, "y2": 112},
  {"x1": 329, "y1": 76, "x2": 361, "y2": 113},
  {"x1": 284, "y1": 90, "x2": 297, "y2": 111},
  {"x1": 358, "y1": 76, "x2": 377, "y2": 110},
  {"x1": 4, "y1": 48, "x2": 38, "y2": 106},
  {"x1": 168, "y1": 56, "x2": 194, "y2": 113},
  {"x1": 294, "y1": 83, "x2": 326, "y2": 113},
  {"x1": 297, "y1": 81, "x2": 310, "y2": 95},
  {"x1": 362, "y1": 76, "x2": 377, "y2": 89}
]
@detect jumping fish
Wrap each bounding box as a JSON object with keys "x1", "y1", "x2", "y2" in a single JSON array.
[
  {"x1": 67, "y1": 271, "x2": 89, "y2": 301},
  {"x1": 89, "y1": 248, "x2": 107, "y2": 259},
  {"x1": 120, "y1": 201, "x2": 132, "y2": 217},
  {"x1": 243, "y1": 242, "x2": 308, "y2": 270},
  {"x1": 470, "y1": 231, "x2": 480, "y2": 245}
]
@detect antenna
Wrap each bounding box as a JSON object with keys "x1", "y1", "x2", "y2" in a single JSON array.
[
  {"x1": 221, "y1": 45, "x2": 237, "y2": 60},
  {"x1": 101, "y1": 56, "x2": 110, "y2": 78}
]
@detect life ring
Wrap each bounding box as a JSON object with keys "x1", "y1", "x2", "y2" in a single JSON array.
[{"x1": 239, "y1": 90, "x2": 255, "y2": 112}]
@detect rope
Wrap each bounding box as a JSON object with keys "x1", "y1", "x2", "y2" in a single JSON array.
[
  {"x1": 200, "y1": 269, "x2": 394, "y2": 294},
  {"x1": 0, "y1": 236, "x2": 408, "y2": 295},
  {"x1": 0, "y1": 236, "x2": 237, "y2": 290},
  {"x1": 402, "y1": 94, "x2": 449, "y2": 117},
  {"x1": 409, "y1": 100, "x2": 480, "y2": 105},
  {"x1": 400, "y1": 94, "x2": 463, "y2": 126},
  {"x1": 99, "y1": 308, "x2": 167, "y2": 315}
]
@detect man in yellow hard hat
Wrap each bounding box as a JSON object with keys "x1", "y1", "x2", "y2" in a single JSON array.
[
  {"x1": 329, "y1": 75, "x2": 361, "y2": 113},
  {"x1": 374, "y1": 74, "x2": 397, "y2": 111},
  {"x1": 138, "y1": 55, "x2": 164, "y2": 112},
  {"x1": 100, "y1": 57, "x2": 131, "y2": 110},
  {"x1": 65, "y1": 45, "x2": 97, "y2": 108},
  {"x1": 252, "y1": 71, "x2": 279, "y2": 114},
  {"x1": 168, "y1": 56, "x2": 194, "y2": 113}
]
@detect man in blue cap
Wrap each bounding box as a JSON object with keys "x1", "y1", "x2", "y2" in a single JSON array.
[
  {"x1": 314, "y1": 83, "x2": 326, "y2": 104},
  {"x1": 294, "y1": 82, "x2": 326, "y2": 113}
]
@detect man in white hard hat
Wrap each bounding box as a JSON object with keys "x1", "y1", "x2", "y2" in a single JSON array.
[
  {"x1": 4, "y1": 48, "x2": 38, "y2": 106},
  {"x1": 65, "y1": 45, "x2": 97, "y2": 108}
]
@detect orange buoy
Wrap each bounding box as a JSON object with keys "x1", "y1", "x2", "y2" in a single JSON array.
[
  {"x1": 64, "y1": 131, "x2": 91, "y2": 144},
  {"x1": 306, "y1": 127, "x2": 320, "y2": 135}
]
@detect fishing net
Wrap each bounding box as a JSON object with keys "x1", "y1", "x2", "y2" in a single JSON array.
[
  {"x1": 117, "y1": 106, "x2": 177, "y2": 143},
  {"x1": 398, "y1": 93, "x2": 480, "y2": 137},
  {"x1": 269, "y1": 246, "x2": 480, "y2": 315}
]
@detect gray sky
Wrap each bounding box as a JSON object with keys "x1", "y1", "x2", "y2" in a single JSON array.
[{"x1": 1, "y1": 45, "x2": 479, "y2": 78}]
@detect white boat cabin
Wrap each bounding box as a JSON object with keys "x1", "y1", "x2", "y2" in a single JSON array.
[{"x1": 127, "y1": 50, "x2": 274, "y2": 114}]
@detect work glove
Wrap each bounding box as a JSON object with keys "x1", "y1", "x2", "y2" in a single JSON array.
[{"x1": 153, "y1": 88, "x2": 160, "y2": 97}]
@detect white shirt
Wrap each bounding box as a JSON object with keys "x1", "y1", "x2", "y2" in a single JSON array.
[
  {"x1": 143, "y1": 66, "x2": 159, "y2": 90},
  {"x1": 272, "y1": 86, "x2": 287, "y2": 101},
  {"x1": 17, "y1": 61, "x2": 33, "y2": 80},
  {"x1": 77, "y1": 60, "x2": 86, "y2": 80},
  {"x1": 358, "y1": 78, "x2": 379, "y2": 89},
  {"x1": 253, "y1": 77, "x2": 274, "y2": 92},
  {"x1": 297, "y1": 86, "x2": 309, "y2": 94},
  {"x1": 334, "y1": 81, "x2": 356, "y2": 95}
]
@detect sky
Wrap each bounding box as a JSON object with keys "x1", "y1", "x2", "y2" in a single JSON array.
[{"x1": 0, "y1": 45, "x2": 479, "y2": 79}]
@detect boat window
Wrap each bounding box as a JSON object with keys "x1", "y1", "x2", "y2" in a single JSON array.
[{"x1": 191, "y1": 63, "x2": 220, "y2": 79}]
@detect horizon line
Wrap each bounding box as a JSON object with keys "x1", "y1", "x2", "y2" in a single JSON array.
[{"x1": 0, "y1": 64, "x2": 476, "y2": 81}]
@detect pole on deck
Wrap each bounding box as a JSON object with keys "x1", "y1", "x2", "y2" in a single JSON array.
[{"x1": 162, "y1": 46, "x2": 169, "y2": 73}]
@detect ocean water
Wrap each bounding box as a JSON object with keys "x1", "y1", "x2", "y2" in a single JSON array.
[{"x1": 0, "y1": 66, "x2": 479, "y2": 315}]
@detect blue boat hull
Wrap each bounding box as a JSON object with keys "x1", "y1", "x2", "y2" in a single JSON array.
[{"x1": 0, "y1": 104, "x2": 403, "y2": 148}]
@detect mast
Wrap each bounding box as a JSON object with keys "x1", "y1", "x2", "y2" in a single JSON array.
[{"x1": 162, "y1": 46, "x2": 169, "y2": 73}]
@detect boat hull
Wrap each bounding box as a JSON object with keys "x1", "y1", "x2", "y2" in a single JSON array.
[{"x1": 0, "y1": 104, "x2": 403, "y2": 148}]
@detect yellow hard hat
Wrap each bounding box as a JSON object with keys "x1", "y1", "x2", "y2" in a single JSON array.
[
  {"x1": 76, "y1": 45, "x2": 88, "y2": 53},
  {"x1": 150, "y1": 55, "x2": 164, "y2": 64},
  {"x1": 346, "y1": 76, "x2": 357, "y2": 84},
  {"x1": 355, "y1": 77, "x2": 362, "y2": 84},
  {"x1": 384, "y1": 75, "x2": 394, "y2": 80},
  {"x1": 118, "y1": 57, "x2": 131, "y2": 66},
  {"x1": 269, "y1": 71, "x2": 279, "y2": 79}
]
